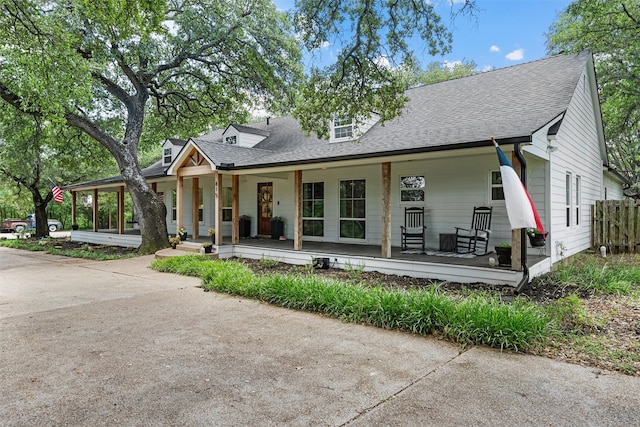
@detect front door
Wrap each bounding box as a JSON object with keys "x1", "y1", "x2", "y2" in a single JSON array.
[{"x1": 257, "y1": 182, "x2": 273, "y2": 236}]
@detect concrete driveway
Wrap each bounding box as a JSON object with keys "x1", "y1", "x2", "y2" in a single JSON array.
[{"x1": 1, "y1": 247, "x2": 639, "y2": 426}]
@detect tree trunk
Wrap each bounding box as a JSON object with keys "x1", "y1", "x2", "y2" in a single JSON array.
[
  {"x1": 115, "y1": 149, "x2": 169, "y2": 254},
  {"x1": 31, "y1": 189, "x2": 49, "y2": 239}
]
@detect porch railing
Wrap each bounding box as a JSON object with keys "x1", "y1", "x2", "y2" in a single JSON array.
[{"x1": 592, "y1": 199, "x2": 640, "y2": 253}]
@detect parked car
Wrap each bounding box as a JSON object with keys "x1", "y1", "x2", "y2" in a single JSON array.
[{"x1": 0, "y1": 214, "x2": 63, "y2": 233}]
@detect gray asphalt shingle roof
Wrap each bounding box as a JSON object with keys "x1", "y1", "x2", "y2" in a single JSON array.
[{"x1": 190, "y1": 51, "x2": 590, "y2": 169}]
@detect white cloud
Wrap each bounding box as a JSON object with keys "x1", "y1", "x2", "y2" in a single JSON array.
[
  {"x1": 506, "y1": 48, "x2": 524, "y2": 61},
  {"x1": 443, "y1": 60, "x2": 462, "y2": 70},
  {"x1": 490, "y1": 45, "x2": 500, "y2": 53}
]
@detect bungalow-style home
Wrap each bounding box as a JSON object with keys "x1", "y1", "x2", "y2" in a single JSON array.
[{"x1": 66, "y1": 51, "x2": 625, "y2": 287}]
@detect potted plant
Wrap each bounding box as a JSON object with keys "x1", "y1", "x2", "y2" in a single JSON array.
[
  {"x1": 207, "y1": 227, "x2": 216, "y2": 243},
  {"x1": 270, "y1": 216, "x2": 284, "y2": 240},
  {"x1": 169, "y1": 236, "x2": 181, "y2": 249},
  {"x1": 178, "y1": 226, "x2": 187, "y2": 241},
  {"x1": 239, "y1": 215, "x2": 251, "y2": 238},
  {"x1": 72, "y1": 223, "x2": 79, "y2": 230},
  {"x1": 527, "y1": 228, "x2": 548, "y2": 247},
  {"x1": 495, "y1": 242, "x2": 512, "y2": 266},
  {"x1": 202, "y1": 242, "x2": 213, "y2": 254}
]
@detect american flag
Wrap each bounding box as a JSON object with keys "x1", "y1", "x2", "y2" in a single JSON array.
[{"x1": 51, "y1": 182, "x2": 63, "y2": 204}]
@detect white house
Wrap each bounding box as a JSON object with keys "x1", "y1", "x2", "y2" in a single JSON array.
[{"x1": 66, "y1": 51, "x2": 625, "y2": 286}]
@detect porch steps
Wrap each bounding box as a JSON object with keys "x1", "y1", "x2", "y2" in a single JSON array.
[{"x1": 155, "y1": 243, "x2": 219, "y2": 260}]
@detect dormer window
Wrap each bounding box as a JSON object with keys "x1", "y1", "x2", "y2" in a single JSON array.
[
  {"x1": 163, "y1": 147, "x2": 172, "y2": 164},
  {"x1": 333, "y1": 116, "x2": 353, "y2": 139},
  {"x1": 225, "y1": 135, "x2": 237, "y2": 145}
]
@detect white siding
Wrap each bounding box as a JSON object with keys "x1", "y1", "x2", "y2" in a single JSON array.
[{"x1": 548, "y1": 70, "x2": 608, "y2": 262}]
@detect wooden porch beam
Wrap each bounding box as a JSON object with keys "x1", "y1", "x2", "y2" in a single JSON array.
[
  {"x1": 92, "y1": 189, "x2": 99, "y2": 232},
  {"x1": 232, "y1": 175, "x2": 239, "y2": 244},
  {"x1": 176, "y1": 176, "x2": 184, "y2": 235},
  {"x1": 177, "y1": 165, "x2": 213, "y2": 177},
  {"x1": 192, "y1": 177, "x2": 199, "y2": 239},
  {"x1": 215, "y1": 172, "x2": 223, "y2": 246},
  {"x1": 294, "y1": 170, "x2": 302, "y2": 251},
  {"x1": 118, "y1": 185, "x2": 125, "y2": 234},
  {"x1": 381, "y1": 162, "x2": 391, "y2": 258}
]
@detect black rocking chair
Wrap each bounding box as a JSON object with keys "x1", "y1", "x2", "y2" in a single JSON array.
[
  {"x1": 455, "y1": 206, "x2": 493, "y2": 255},
  {"x1": 401, "y1": 207, "x2": 427, "y2": 251}
]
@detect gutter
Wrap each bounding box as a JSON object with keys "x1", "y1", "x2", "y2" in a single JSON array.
[{"x1": 513, "y1": 142, "x2": 530, "y2": 294}]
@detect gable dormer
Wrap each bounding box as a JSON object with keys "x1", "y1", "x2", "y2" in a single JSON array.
[
  {"x1": 162, "y1": 138, "x2": 187, "y2": 167},
  {"x1": 329, "y1": 113, "x2": 380, "y2": 143},
  {"x1": 222, "y1": 124, "x2": 269, "y2": 148}
]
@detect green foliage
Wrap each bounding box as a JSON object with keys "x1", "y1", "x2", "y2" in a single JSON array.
[
  {"x1": 546, "y1": 293, "x2": 600, "y2": 332},
  {"x1": 541, "y1": 255, "x2": 640, "y2": 296},
  {"x1": 259, "y1": 256, "x2": 280, "y2": 268},
  {"x1": 546, "y1": 0, "x2": 640, "y2": 197},
  {"x1": 0, "y1": 238, "x2": 137, "y2": 260},
  {"x1": 291, "y1": 0, "x2": 478, "y2": 139},
  {"x1": 151, "y1": 256, "x2": 551, "y2": 351}
]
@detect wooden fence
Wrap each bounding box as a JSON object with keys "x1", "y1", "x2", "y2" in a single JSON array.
[{"x1": 592, "y1": 199, "x2": 640, "y2": 253}]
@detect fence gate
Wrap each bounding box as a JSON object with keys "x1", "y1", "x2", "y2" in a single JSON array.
[{"x1": 592, "y1": 199, "x2": 640, "y2": 253}]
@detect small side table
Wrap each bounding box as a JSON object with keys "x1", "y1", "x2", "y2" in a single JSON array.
[{"x1": 439, "y1": 233, "x2": 457, "y2": 252}]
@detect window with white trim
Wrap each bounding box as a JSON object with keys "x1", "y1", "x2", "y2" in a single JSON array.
[
  {"x1": 163, "y1": 147, "x2": 172, "y2": 164},
  {"x1": 333, "y1": 116, "x2": 353, "y2": 140},
  {"x1": 339, "y1": 179, "x2": 365, "y2": 239},
  {"x1": 198, "y1": 188, "x2": 204, "y2": 222},
  {"x1": 303, "y1": 182, "x2": 324, "y2": 236},
  {"x1": 576, "y1": 175, "x2": 581, "y2": 226},
  {"x1": 171, "y1": 189, "x2": 177, "y2": 221},
  {"x1": 490, "y1": 170, "x2": 505, "y2": 201},
  {"x1": 566, "y1": 172, "x2": 572, "y2": 227},
  {"x1": 222, "y1": 187, "x2": 232, "y2": 221},
  {"x1": 225, "y1": 135, "x2": 237, "y2": 145},
  {"x1": 400, "y1": 176, "x2": 425, "y2": 202}
]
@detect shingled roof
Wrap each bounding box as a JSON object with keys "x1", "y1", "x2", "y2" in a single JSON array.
[{"x1": 187, "y1": 51, "x2": 591, "y2": 170}]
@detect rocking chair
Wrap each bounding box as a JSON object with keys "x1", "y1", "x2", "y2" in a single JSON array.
[
  {"x1": 455, "y1": 206, "x2": 493, "y2": 255},
  {"x1": 400, "y1": 207, "x2": 427, "y2": 251}
]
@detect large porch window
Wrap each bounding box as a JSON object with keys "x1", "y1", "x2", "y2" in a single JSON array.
[
  {"x1": 303, "y1": 182, "x2": 324, "y2": 236},
  {"x1": 222, "y1": 187, "x2": 232, "y2": 221},
  {"x1": 339, "y1": 179, "x2": 365, "y2": 239},
  {"x1": 171, "y1": 190, "x2": 177, "y2": 221},
  {"x1": 198, "y1": 188, "x2": 204, "y2": 222}
]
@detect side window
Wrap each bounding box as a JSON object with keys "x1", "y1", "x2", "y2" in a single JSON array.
[
  {"x1": 222, "y1": 187, "x2": 232, "y2": 221},
  {"x1": 198, "y1": 188, "x2": 204, "y2": 222},
  {"x1": 333, "y1": 116, "x2": 353, "y2": 140},
  {"x1": 566, "y1": 172, "x2": 572, "y2": 227},
  {"x1": 490, "y1": 170, "x2": 505, "y2": 201},
  {"x1": 163, "y1": 147, "x2": 172, "y2": 164},
  {"x1": 400, "y1": 176, "x2": 425, "y2": 203},
  {"x1": 171, "y1": 189, "x2": 177, "y2": 221},
  {"x1": 576, "y1": 175, "x2": 581, "y2": 226},
  {"x1": 303, "y1": 182, "x2": 324, "y2": 236}
]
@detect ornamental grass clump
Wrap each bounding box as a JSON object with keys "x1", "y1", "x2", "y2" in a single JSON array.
[{"x1": 151, "y1": 257, "x2": 552, "y2": 351}]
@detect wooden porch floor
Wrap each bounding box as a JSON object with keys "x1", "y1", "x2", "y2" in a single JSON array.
[{"x1": 213, "y1": 236, "x2": 548, "y2": 270}]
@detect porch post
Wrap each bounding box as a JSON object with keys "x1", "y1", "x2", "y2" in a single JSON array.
[
  {"x1": 192, "y1": 177, "x2": 199, "y2": 239},
  {"x1": 71, "y1": 191, "x2": 77, "y2": 226},
  {"x1": 215, "y1": 172, "x2": 223, "y2": 246},
  {"x1": 118, "y1": 185, "x2": 125, "y2": 234},
  {"x1": 381, "y1": 162, "x2": 392, "y2": 258},
  {"x1": 511, "y1": 152, "x2": 523, "y2": 270},
  {"x1": 176, "y1": 176, "x2": 184, "y2": 235},
  {"x1": 92, "y1": 189, "x2": 99, "y2": 232},
  {"x1": 232, "y1": 175, "x2": 239, "y2": 244},
  {"x1": 294, "y1": 170, "x2": 303, "y2": 251}
]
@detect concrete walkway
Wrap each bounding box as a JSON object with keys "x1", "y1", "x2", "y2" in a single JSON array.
[{"x1": 1, "y1": 247, "x2": 638, "y2": 426}]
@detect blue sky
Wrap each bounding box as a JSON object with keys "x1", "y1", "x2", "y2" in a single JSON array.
[{"x1": 275, "y1": 0, "x2": 573, "y2": 72}]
